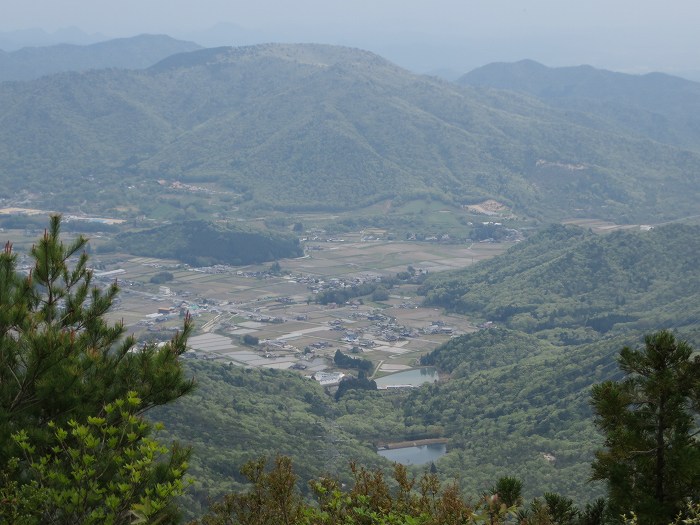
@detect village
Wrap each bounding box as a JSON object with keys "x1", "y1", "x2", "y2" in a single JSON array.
[
  {"x1": 97, "y1": 262, "x2": 470, "y2": 388},
  {"x1": 82, "y1": 231, "x2": 511, "y2": 388},
  {"x1": 0, "y1": 215, "x2": 512, "y2": 389}
]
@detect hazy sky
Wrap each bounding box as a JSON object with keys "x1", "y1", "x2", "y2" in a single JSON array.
[{"x1": 2, "y1": 0, "x2": 699, "y2": 76}]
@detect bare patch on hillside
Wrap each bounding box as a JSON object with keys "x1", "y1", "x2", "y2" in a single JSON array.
[
  {"x1": 535, "y1": 159, "x2": 587, "y2": 171},
  {"x1": 464, "y1": 200, "x2": 508, "y2": 216}
]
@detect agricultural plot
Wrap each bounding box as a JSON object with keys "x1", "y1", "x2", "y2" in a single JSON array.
[{"x1": 3, "y1": 225, "x2": 509, "y2": 376}]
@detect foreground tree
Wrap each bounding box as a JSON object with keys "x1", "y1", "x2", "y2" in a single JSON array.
[
  {"x1": 1, "y1": 393, "x2": 190, "y2": 524},
  {"x1": 193, "y1": 456, "x2": 529, "y2": 525},
  {"x1": 0, "y1": 216, "x2": 194, "y2": 523},
  {"x1": 591, "y1": 331, "x2": 700, "y2": 524}
]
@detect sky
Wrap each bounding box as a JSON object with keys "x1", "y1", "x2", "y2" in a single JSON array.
[{"x1": 2, "y1": 0, "x2": 699, "y2": 77}]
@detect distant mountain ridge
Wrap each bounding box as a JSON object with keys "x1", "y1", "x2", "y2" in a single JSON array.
[
  {"x1": 0, "y1": 34, "x2": 201, "y2": 82},
  {"x1": 459, "y1": 59, "x2": 700, "y2": 152},
  {"x1": 0, "y1": 27, "x2": 108, "y2": 51},
  {"x1": 1, "y1": 44, "x2": 699, "y2": 223}
]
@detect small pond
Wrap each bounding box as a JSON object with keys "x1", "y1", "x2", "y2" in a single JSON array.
[
  {"x1": 377, "y1": 443, "x2": 447, "y2": 466},
  {"x1": 374, "y1": 367, "x2": 438, "y2": 388}
]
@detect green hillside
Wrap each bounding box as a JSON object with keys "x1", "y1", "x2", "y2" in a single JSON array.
[
  {"x1": 151, "y1": 362, "x2": 400, "y2": 519},
  {"x1": 460, "y1": 59, "x2": 700, "y2": 152},
  {"x1": 411, "y1": 329, "x2": 611, "y2": 501},
  {"x1": 1, "y1": 44, "x2": 699, "y2": 222},
  {"x1": 419, "y1": 224, "x2": 700, "y2": 341},
  {"x1": 404, "y1": 224, "x2": 700, "y2": 501}
]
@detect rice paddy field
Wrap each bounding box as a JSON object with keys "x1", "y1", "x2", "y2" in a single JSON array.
[{"x1": 1, "y1": 224, "x2": 510, "y2": 376}]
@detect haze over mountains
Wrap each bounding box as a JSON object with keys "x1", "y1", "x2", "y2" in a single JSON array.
[
  {"x1": 0, "y1": 26, "x2": 107, "y2": 51},
  {"x1": 3, "y1": 17, "x2": 700, "y2": 82},
  {"x1": 461, "y1": 59, "x2": 700, "y2": 152},
  {"x1": 0, "y1": 34, "x2": 200, "y2": 81},
  {"x1": 1, "y1": 39, "x2": 699, "y2": 224}
]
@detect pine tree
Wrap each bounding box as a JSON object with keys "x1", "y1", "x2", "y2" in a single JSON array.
[
  {"x1": 0, "y1": 216, "x2": 195, "y2": 523},
  {"x1": 591, "y1": 330, "x2": 700, "y2": 524}
]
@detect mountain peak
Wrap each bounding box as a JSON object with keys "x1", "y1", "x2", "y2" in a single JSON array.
[{"x1": 150, "y1": 42, "x2": 394, "y2": 72}]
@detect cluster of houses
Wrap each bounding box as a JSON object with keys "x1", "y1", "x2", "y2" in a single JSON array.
[
  {"x1": 422, "y1": 321, "x2": 454, "y2": 335},
  {"x1": 247, "y1": 313, "x2": 285, "y2": 324},
  {"x1": 328, "y1": 311, "x2": 429, "y2": 344},
  {"x1": 307, "y1": 273, "x2": 383, "y2": 296},
  {"x1": 405, "y1": 232, "x2": 453, "y2": 242},
  {"x1": 191, "y1": 265, "x2": 280, "y2": 279}
]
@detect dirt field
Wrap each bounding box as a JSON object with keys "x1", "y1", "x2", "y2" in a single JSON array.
[{"x1": 561, "y1": 218, "x2": 649, "y2": 233}]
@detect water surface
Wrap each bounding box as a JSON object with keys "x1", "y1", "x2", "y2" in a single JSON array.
[
  {"x1": 374, "y1": 367, "x2": 438, "y2": 388},
  {"x1": 378, "y1": 443, "x2": 446, "y2": 466}
]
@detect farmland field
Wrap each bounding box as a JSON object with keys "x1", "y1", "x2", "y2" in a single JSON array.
[{"x1": 0, "y1": 223, "x2": 511, "y2": 376}]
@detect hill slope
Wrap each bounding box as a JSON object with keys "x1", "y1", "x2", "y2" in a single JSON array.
[
  {"x1": 1, "y1": 44, "x2": 699, "y2": 222},
  {"x1": 420, "y1": 223, "x2": 700, "y2": 341},
  {"x1": 407, "y1": 224, "x2": 700, "y2": 500},
  {"x1": 460, "y1": 59, "x2": 700, "y2": 152},
  {"x1": 152, "y1": 362, "x2": 393, "y2": 519}
]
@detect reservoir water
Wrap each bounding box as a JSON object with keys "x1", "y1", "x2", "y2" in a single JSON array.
[
  {"x1": 374, "y1": 367, "x2": 438, "y2": 388},
  {"x1": 377, "y1": 443, "x2": 447, "y2": 466}
]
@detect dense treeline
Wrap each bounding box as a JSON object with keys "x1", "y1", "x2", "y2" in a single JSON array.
[
  {"x1": 420, "y1": 328, "x2": 550, "y2": 374},
  {"x1": 191, "y1": 455, "x2": 699, "y2": 525},
  {"x1": 116, "y1": 220, "x2": 303, "y2": 266},
  {"x1": 334, "y1": 372, "x2": 378, "y2": 400},
  {"x1": 192, "y1": 455, "x2": 605, "y2": 525},
  {"x1": 315, "y1": 281, "x2": 391, "y2": 305},
  {"x1": 334, "y1": 349, "x2": 374, "y2": 372}
]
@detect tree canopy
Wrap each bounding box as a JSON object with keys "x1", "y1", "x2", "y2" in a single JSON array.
[
  {"x1": 591, "y1": 331, "x2": 700, "y2": 524},
  {"x1": 0, "y1": 216, "x2": 194, "y2": 523}
]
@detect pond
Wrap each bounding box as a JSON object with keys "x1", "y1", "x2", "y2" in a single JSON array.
[
  {"x1": 377, "y1": 443, "x2": 447, "y2": 466},
  {"x1": 374, "y1": 367, "x2": 438, "y2": 388}
]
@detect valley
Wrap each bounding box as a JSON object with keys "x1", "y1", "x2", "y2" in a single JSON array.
[
  {"x1": 57, "y1": 228, "x2": 510, "y2": 374},
  {"x1": 1, "y1": 34, "x2": 699, "y2": 523},
  {"x1": 6, "y1": 215, "x2": 696, "y2": 516}
]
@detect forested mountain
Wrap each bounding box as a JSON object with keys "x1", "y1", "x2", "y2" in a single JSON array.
[
  {"x1": 1, "y1": 43, "x2": 699, "y2": 222},
  {"x1": 151, "y1": 362, "x2": 404, "y2": 519},
  {"x1": 0, "y1": 34, "x2": 201, "y2": 82},
  {"x1": 115, "y1": 220, "x2": 303, "y2": 265},
  {"x1": 406, "y1": 224, "x2": 700, "y2": 500},
  {"x1": 460, "y1": 60, "x2": 700, "y2": 152},
  {"x1": 413, "y1": 328, "x2": 610, "y2": 500},
  {"x1": 419, "y1": 224, "x2": 700, "y2": 342}
]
